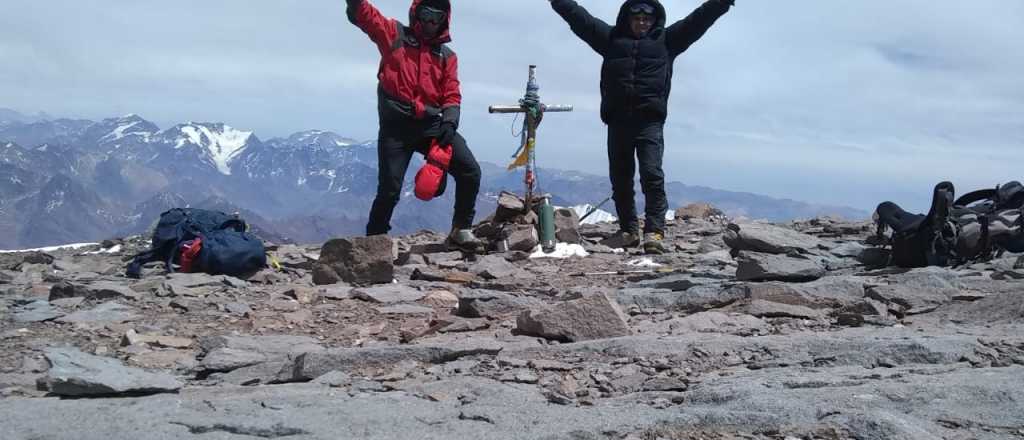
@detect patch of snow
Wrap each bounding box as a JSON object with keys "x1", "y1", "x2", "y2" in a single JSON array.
[
  {"x1": 626, "y1": 257, "x2": 663, "y2": 268},
  {"x1": 570, "y1": 204, "x2": 617, "y2": 225},
  {"x1": 0, "y1": 242, "x2": 99, "y2": 253},
  {"x1": 102, "y1": 120, "x2": 140, "y2": 142},
  {"x1": 529, "y1": 243, "x2": 589, "y2": 259},
  {"x1": 83, "y1": 244, "x2": 122, "y2": 255},
  {"x1": 665, "y1": 210, "x2": 676, "y2": 221},
  {"x1": 45, "y1": 191, "x2": 65, "y2": 213}
]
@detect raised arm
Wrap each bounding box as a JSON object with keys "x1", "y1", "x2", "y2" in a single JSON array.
[
  {"x1": 549, "y1": 0, "x2": 612, "y2": 55},
  {"x1": 346, "y1": 0, "x2": 400, "y2": 55},
  {"x1": 665, "y1": 0, "x2": 733, "y2": 57}
]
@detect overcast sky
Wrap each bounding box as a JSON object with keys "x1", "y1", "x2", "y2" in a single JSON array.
[{"x1": 1, "y1": 0, "x2": 1022, "y2": 212}]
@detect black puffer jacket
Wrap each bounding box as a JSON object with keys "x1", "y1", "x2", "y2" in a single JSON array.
[{"x1": 550, "y1": 0, "x2": 733, "y2": 124}]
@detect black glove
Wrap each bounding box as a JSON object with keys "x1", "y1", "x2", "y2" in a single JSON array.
[{"x1": 437, "y1": 122, "x2": 456, "y2": 147}]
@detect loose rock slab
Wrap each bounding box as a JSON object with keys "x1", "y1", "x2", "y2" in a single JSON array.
[
  {"x1": 516, "y1": 292, "x2": 632, "y2": 342},
  {"x1": 352, "y1": 285, "x2": 426, "y2": 304},
  {"x1": 724, "y1": 222, "x2": 825, "y2": 254},
  {"x1": 12, "y1": 300, "x2": 64, "y2": 323},
  {"x1": 457, "y1": 290, "x2": 544, "y2": 319},
  {"x1": 735, "y1": 251, "x2": 825, "y2": 282},
  {"x1": 315, "y1": 236, "x2": 394, "y2": 285},
  {"x1": 42, "y1": 348, "x2": 182, "y2": 396},
  {"x1": 56, "y1": 302, "x2": 139, "y2": 323}
]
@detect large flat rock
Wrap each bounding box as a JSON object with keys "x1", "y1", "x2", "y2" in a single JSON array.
[
  {"x1": 457, "y1": 289, "x2": 545, "y2": 319},
  {"x1": 282, "y1": 340, "x2": 504, "y2": 381},
  {"x1": 724, "y1": 222, "x2": 825, "y2": 255},
  {"x1": 351, "y1": 285, "x2": 426, "y2": 304},
  {"x1": 866, "y1": 268, "x2": 961, "y2": 316},
  {"x1": 736, "y1": 251, "x2": 826, "y2": 282},
  {"x1": 56, "y1": 302, "x2": 139, "y2": 323},
  {"x1": 11, "y1": 300, "x2": 64, "y2": 323},
  {"x1": 43, "y1": 347, "x2": 182, "y2": 397}
]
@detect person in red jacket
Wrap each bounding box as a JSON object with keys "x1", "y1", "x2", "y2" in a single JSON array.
[{"x1": 346, "y1": 0, "x2": 484, "y2": 252}]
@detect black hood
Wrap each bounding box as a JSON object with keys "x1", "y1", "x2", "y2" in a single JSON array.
[{"x1": 614, "y1": 0, "x2": 667, "y2": 37}]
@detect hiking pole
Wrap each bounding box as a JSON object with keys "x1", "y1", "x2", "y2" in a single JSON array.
[{"x1": 579, "y1": 196, "x2": 614, "y2": 223}]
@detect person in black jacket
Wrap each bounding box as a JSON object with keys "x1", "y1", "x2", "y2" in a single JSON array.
[{"x1": 548, "y1": 0, "x2": 734, "y2": 254}]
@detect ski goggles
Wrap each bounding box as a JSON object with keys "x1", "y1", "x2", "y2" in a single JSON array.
[
  {"x1": 628, "y1": 3, "x2": 656, "y2": 15},
  {"x1": 416, "y1": 6, "x2": 447, "y2": 25}
]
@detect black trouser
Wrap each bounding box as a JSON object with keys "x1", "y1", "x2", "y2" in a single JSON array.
[
  {"x1": 607, "y1": 118, "x2": 667, "y2": 235},
  {"x1": 366, "y1": 118, "x2": 481, "y2": 236}
]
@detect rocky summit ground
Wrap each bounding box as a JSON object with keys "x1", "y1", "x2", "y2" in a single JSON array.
[{"x1": 2, "y1": 208, "x2": 1024, "y2": 440}]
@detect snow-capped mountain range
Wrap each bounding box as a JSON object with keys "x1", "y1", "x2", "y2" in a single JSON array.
[{"x1": 0, "y1": 108, "x2": 866, "y2": 249}]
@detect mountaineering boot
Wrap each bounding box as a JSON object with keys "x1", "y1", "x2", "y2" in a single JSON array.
[
  {"x1": 643, "y1": 232, "x2": 667, "y2": 255},
  {"x1": 446, "y1": 228, "x2": 486, "y2": 254},
  {"x1": 601, "y1": 230, "x2": 641, "y2": 249}
]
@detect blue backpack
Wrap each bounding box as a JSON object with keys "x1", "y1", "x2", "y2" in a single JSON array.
[{"x1": 126, "y1": 208, "x2": 266, "y2": 278}]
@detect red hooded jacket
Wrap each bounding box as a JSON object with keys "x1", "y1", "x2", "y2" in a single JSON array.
[{"x1": 347, "y1": 0, "x2": 461, "y2": 127}]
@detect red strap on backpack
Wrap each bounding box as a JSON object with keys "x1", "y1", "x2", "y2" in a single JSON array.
[{"x1": 179, "y1": 237, "x2": 203, "y2": 273}]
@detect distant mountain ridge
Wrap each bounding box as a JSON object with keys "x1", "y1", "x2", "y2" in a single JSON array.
[{"x1": 0, "y1": 108, "x2": 867, "y2": 249}]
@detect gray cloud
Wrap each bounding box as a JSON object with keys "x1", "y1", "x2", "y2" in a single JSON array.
[{"x1": 1, "y1": 0, "x2": 1021, "y2": 212}]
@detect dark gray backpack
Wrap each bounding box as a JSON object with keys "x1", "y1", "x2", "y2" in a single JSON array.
[
  {"x1": 953, "y1": 181, "x2": 1024, "y2": 260},
  {"x1": 874, "y1": 181, "x2": 1024, "y2": 268}
]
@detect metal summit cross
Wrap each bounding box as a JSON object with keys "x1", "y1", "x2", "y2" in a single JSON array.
[{"x1": 489, "y1": 65, "x2": 573, "y2": 211}]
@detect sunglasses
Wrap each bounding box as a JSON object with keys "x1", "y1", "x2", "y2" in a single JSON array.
[
  {"x1": 628, "y1": 3, "x2": 656, "y2": 15},
  {"x1": 417, "y1": 6, "x2": 446, "y2": 25}
]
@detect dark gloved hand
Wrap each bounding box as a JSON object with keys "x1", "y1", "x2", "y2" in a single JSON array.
[{"x1": 437, "y1": 122, "x2": 456, "y2": 147}]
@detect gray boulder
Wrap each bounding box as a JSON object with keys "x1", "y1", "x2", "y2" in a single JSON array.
[
  {"x1": 42, "y1": 348, "x2": 182, "y2": 396},
  {"x1": 351, "y1": 285, "x2": 426, "y2": 304},
  {"x1": 735, "y1": 251, "x2": 825, "y2": 282},
  {"x1": 48, "y1": 281, "x2": 90, "y2": 301},
  {"x1": 866, "y1": 269, "x2": 961, "y2": 316},
  {"x1": 315, "y1": 236, "x2": 394, "y2": 286},
  {"x1": 457, "y1": 290, "x2": 545, "y2": 319},
  {"x1": 505, "y1": 225, "x2": 539, "y2": 252},
  {"x1": 494, "y1": 191, "x2": 526, "y2": 222},
  {"x1": 724, "y1": 222, "x2": 825, "y2": 255},
  {"x1": 516, "y1": 292, "x2": 632, "y2": 342},
  {"x1": 470, "y1": 255, "x2": 525, "y2": 280},
  {"x1": 554, "y1": 208, "x2": 582, "y2": 244}
]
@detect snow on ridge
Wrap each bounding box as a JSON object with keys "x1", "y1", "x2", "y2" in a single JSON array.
[
  {"x1": 102, "y1": 120, "x2": 148, "y2": 142},
  {"x1": 173, "y1": 123, "x2": 253, "y2": 175},
  {"x1": 0, "y1": 242, "x2": 98, "y2": 253}
]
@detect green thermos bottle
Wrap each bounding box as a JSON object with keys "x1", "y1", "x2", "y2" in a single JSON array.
[{"x1": 539, "y1": 195, "x2": 556, "y2": 253}]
